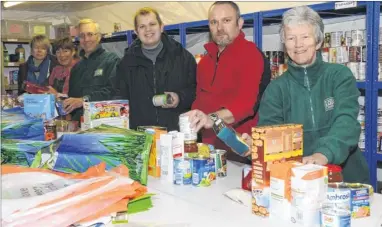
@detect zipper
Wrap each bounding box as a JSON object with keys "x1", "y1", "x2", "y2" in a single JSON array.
[
  {"x1": 153, "y1": 62, "x2": 159, "y2": 125},
  {"x1": 211, "y1": 55, "x2": 219, "y2": 86},
  {"x1": 304, "y1": 67, "x2": 316, "y2": 128}
]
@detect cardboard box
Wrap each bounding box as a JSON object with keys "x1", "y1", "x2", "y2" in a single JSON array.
[
  {"x1": 270, "y1": 161, "x2": 303, "y2": 220},
  {"x1": 83, "y1": 100, "x2": 129, "y2": 129},
  {"x1": 251, "y1": 124, "x2": 303, "y2": 217},
  {"x1": 290, "y1": 164, "x2": 328, "y2": 227}
]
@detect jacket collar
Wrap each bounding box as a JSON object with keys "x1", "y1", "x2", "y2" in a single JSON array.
[
  {"x1": 79, "y1": 45, "x2": 105, "y2": 59},
  {"x1": 287, "y1": 51, "x2": 324, "y2": 88},
  {"x1": 204, "y1": 31, "x2": 245, "y2": 59},
  {"x1": 129, "y1": 33, "x2": 176, "y2": 58}
]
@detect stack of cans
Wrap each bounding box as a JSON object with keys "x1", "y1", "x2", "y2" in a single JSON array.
[
  {"x1": 323, "y1": 29, "x2": 367, "y2": 81},
  {"x1": 358, "y1": 96, "x2": 365, "y2": 152}
]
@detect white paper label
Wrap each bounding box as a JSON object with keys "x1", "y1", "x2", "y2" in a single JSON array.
[
  {"x1": 2, "y1": 178, "x2": 79, "y2": 199},
  {"x1": 335, "y1": 1, "x2": 357, "y2": 10}
]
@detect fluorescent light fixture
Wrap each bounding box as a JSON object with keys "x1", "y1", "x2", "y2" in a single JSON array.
[{"x1": 3, "y1": 1, "x2": 24, "y2": 8}]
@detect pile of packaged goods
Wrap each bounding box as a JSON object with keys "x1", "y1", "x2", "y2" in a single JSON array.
[
  {"x1": 322, "y1": 30, "x2": 367, "y2": 81},
  {"x1": 1, "y1": 95, "x2": 22, "y2": 110},
  {"x1": 264, "y1": 51, "x2": 288, "y2": 80},
  {"x1": 0, "y1": 83, "x2": 158, "y2": 226},
  {"x1": 241, "y1": 124, "x2": 374, "y2": 226},
  {"x1": 138, "y1": 115, "x2": 228, "y2": 187}
]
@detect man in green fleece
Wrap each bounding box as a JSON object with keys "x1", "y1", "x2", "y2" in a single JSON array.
[
  {"x1": 63, "y1": 19, "x2": 120, "y2": 122},
  {"x1": 248, "y1": 6, "x2": 369, "y2": 184}
]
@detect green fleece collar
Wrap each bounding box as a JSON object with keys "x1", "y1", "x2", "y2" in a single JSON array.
[
  {"x1": 287, "y1": 51, "x2": 324, "y2": 88},
  {"x1": 80, "y1": 45, "x2": 105, "y2": 59}
]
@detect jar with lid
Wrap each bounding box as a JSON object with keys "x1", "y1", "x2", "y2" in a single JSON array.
[
  {"x1": 179, "y1": 115, "x2": 198, "y2": 153},
  {"x1": 326, "y1": 164, "x2": 344, "y2": 183}
]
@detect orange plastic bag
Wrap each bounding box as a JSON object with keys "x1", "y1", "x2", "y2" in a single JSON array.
[{"x1": 2, "y1": 163, "x2": 147, "y2": 227}]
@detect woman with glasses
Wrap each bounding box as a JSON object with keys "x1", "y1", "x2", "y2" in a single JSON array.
[{"x1": 17, "y1": 35, "x2": 59, "y2": 95}]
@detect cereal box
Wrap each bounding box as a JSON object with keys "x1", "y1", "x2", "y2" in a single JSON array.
[
  {"x1": 251, "y1": 124, "x2": 303, "y2": 217},
  {"x1": 290, "y1": 164, "x2": 328, "y2": 227},
  {"x1": 83, "y1": 100, "x2": 129, "y2": 129},
  {"x1": 270, "y1": 161, "x2": 303, "y2": 220}
]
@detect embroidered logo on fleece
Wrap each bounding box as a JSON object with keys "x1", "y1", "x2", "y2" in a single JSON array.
[
  {"x1": 94, "y1": 69, "x2": 103, "y2": 77},
  {"x1": 324, "y1": 97, "x2": 335, "y2": 111}
]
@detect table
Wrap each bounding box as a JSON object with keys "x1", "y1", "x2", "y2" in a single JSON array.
[{"x1": 126, "y1": 161, "x2": 382, "y2": 227}]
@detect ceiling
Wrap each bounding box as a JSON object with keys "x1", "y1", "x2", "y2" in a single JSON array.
[{"x1": 1, "y1": 1, "x2": 117, "y2": 12}]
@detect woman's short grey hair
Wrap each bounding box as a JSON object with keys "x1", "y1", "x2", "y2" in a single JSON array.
[{"x1": 280, "y1": 6, "x2": 324, "y2": 46}]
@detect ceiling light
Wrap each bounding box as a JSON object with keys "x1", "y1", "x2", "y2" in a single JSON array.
[{"x1": 3, "y1": 1, "x2": 24, "y2": 8}]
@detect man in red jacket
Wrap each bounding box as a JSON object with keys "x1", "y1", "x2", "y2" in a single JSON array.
[{"x1": 184, "y1": 1, "x2": 265, "y2": 163}]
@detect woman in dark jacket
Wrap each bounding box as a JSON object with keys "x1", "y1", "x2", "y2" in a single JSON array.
[
  {"x1": 114, "y1": 7, "x2": 197, "y2": 131},
  {"x1": 18, "y1": 35, "x2": 59, "y2": 95}
]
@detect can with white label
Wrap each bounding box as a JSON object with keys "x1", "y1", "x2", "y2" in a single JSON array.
[
  {"x1": 179, "y1": 114, "x2": 197, "y2": 145},
  {"x1": 320, "y1": 206, "x2": 351, "y2": 227},
  {"x1": 152, "y1": 94, "x2": 173, "y2": 106}
]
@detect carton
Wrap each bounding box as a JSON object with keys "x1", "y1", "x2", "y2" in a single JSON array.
[
  {"x1": 83, "y1": 100, "x2": 129, "y2": 129},
  {"x1": 290, "y1": 164, "x2": 328, "y2": 227},
  {"x1": 270, "y1": 161, "x2": 303, "y2": 221},
  {"x1": 23, "y1": 94, "x2": 56, "y2": 120},
  {"x1": 251, "y1": 124, "x2": 303, "y2": 217},
  {"x1": 160, "y1": 134, "x2": 173, "y2": 182},
  {"x1": 137, "y1": 126, "x2": 167, "y2": 178}
]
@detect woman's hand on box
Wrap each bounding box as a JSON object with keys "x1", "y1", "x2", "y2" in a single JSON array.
[
  {"x1": 302, "y1": 153, "x2": 328, "y2": 165},
  {"x1": 63, "y1": 98, "x2": 83, "y2": 113}
]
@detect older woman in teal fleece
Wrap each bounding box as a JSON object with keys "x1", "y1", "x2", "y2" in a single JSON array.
[{"x1": 244, "y1": 6, "x2": 369, "y2": 184}]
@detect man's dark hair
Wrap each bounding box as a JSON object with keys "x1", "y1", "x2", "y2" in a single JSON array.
[{"x1": 210, "y1": 1, "x2": 241, "y2": 20}]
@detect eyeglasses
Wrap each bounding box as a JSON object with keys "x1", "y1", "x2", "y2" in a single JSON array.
[{"x1": 79, "y1": 32, "x2": 99, "y2": 39}]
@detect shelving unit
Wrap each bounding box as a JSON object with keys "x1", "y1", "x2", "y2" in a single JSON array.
[
  {"x1": 370, "y1": 1, "x2": 381, "y2": 192},
  {"x1": 1, "y1": 37, "x2": 57, "y2": 95}
]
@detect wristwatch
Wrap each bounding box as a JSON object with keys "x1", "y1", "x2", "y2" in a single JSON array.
[
  {"x1": 209, "y1": 113, "x2": 225, "y2": 134},
  {"x1": 83, "y1": 95, "x2": 90, "y2": 102},
  {"x1": 209, "y1": 113, "x2": 220, "y2": 122}
]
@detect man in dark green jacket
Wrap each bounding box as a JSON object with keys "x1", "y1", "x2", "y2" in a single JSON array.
[
  {"x1": 256, "y1": 6, "x2": 369, "y2": 184},
  {"x1": 63, "y1": 19, "x2": 120, "y2": 121}
]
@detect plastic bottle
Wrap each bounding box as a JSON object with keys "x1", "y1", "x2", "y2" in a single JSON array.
[{"x1": 15, "y1": 44, "x2": 25, "y2": 63}]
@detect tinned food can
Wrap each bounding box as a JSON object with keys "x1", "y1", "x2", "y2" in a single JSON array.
[
  {"x1": 44, "y1": 120, "x2": 57, "y2": 141},
  {"x1": 211, "y1": 149, "x2": 227, "y2": 178},
  {"x1": 320, "y1": 206, "x2": 351, "y2": 227},
  {"x1": 192, "y1": 158, "x2": 213, "y2": 186},
  {"x1": 152, "y1": 94, "x2": 173, "y2": 106},
  {"x1": 173, "y1": 158, "x2": 192, "y2": 185}
]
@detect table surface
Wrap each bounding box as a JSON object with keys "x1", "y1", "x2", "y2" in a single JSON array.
[{"x1": 120, "y1": 161, "x2": 382, "y2": 227}]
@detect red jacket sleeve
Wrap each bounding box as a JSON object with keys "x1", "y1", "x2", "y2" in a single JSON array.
[{"x1": 222, "y1": 45, "x2": 264, "y2": 123}]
